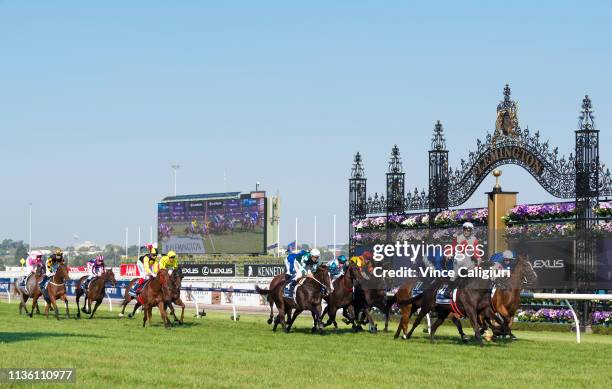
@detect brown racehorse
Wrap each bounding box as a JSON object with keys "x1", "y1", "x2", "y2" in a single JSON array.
[
  {"x1": 483, "y1": 255, "x2": 537, "y2": 339},
  {"x1": 118, "y1": 278, "x2": 140, "y2": 318},
  {"x1": 14, "y1": 265, "x2": 46, "y2": 316},
  {"x1": 29, "y1": 264, "x2": 70, "y2": 320},
  {"x1": 392, "y1": 277, "x2": 471, "y2": 342},
  {"x1": 352, "y1": 266, "x2": 392, "y2": 333},
  {"x1": 257, "y1": 265, "x2": 332, "y2": 333},
  {"x1": 321, "y1": 262, "x2": 359, "y2": 330},
  {"x1": 125, "y1": 269, "x2": 186, "y2": 324},
  {"x1": 139, "y1": 269, "x2": 174, "y2": 329},
  {"x1": 165, "y1": 270, "x2": 186, "y2": 324},
  {"x1": 75, "y1": 269, "x2": 117, "y2": 319}
]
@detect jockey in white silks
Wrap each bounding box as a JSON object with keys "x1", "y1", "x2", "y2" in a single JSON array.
[{"x1": 449, "y1": 222, "x2": 482, "y2": 281}]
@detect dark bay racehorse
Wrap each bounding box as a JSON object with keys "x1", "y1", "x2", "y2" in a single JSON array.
[
  {"x1": 75, "y1": 269, "x2": 117, "y2": 319},
  {"x1": 321, "y1": 262, "x2": 359, "y2": 330},
  {"x1": 426, "y1": 274, "x2": 504, "y2": 346},
  {"x1": 257, "y1": 272, "x2": 290, "y2": 325},
  {"x1": 140, "y1": 269, "x2": 174, "y2": 329},
  {"x1": 257, "y1": 265, "x2": 332, "y2": 333},
  {"x1": 352, "y1": 266, "x2": 392, "y2": 333},
  {"x1": 14, "y1": 265, "x2": 45, "y2": 316},
  {"x1": 484, "y1": 256, "x2": 537, "y2": 339},
  {"x1": 392, "y1": 277, "x2": 470, "y2": 342}
]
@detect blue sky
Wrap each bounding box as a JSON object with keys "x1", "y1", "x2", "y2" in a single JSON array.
[{"x1": 1, "y1": 1, "x2": 611, "y2": 247}]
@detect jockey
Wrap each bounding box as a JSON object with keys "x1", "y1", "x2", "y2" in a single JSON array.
[
  {"x1": 130, "y1": 248, "x2": 158, "y2": 296},
  {"x1": 158, "y1": 251, "x2": 179, "y2": 273},
  {"x1": 27, "y1": 251, "x2": 44, "y2": 274},
  {"x1": 40, "y1": 249, "x2": 64, "y2": 291},
  {"x1": 449, "y1": 222, "x2": 482, "y2": 278},
  {"x1": 83, "y1": 255, "x2": 105, "y2": 291},
  {"x1": 283, "y1": 249, "x2": 320, "y2": 298},
  {"x1": 327, "y1": 255, "x2": 347, "y2": 280},
  {"x1": 350, "y1": 255, "x2": 363, "y2": 269}
]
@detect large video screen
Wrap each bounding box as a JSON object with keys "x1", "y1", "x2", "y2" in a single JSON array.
[{"x1": 158, "y1": 197, "x2": 265, "y2": 254}]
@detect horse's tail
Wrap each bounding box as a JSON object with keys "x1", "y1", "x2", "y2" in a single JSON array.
[{"x1": 255, "y1": 285, "x2": 269, "y2": 296}]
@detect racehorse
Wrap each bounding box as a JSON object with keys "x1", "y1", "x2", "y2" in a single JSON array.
[
  {"x1": 392, "y1": 277, "x2": 470, "y2": 342},
  {"x1": 483, "y1": 255, "x2": 537, "y2": 339},
  {"x1": 321, "y1": 262, "x2": 360, "y2": 330},
  {"x1": 118, "y1": 278, "x2": 140, "y2": 318},
  {"x1": 28, "y1": 263, "x2": 70, "y2": 320},
  {"x1": 125, "y1": 269, "x2": 186, "y2": 324},
  {"x1": 256, "y1": 273, "x2": 288, "y2": 325},
  {"x1": 257, "y1": 265, "x2": 332, "y2": 334},
  {"x1": 75, "y1": 269, "x2": 117, "y2": 319},
  {"x1": 425, "y1": 274, "x2": 504, "y2": 346},
  {"x1": 139, "y1": 269, "x2": 175, "y2": 329},
  {"x1": 14, "y1": 264, "x2": 45, "y2": 316},
  {"x1": 351, "y1": 264, "x2": 393, "y2": 333}
]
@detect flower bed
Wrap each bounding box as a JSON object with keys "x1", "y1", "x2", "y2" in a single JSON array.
[
  {"x1": 505, "y1": 223, "x2": 576, "y2": 239},
  {"x1": 516, "y1": 308, "x2": 575, "y2": 324},
  {"x1": 502, "y1": 203, "x2": 575, "y2": 224},
  {"x1": 353, "y1": 208, "x2": 487, "y2": 232},
  {"x1": 516, "y1": 308, "x2": 612, "y2": 326},
  {"x1": 594, "y1": 201, "x2": 612, "y2": 218}
]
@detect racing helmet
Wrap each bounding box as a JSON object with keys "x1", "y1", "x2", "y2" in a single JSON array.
[
  {"x1": 337, "y1": 255, "x2": 347, "y2": 263},
  {"x1": 167, "y1": 251, "x2": 177, "y2": 259},
  {"x1": 462, "y1": 222, "x2": 474, "y2": 230},
  {"x1": 96, "y1": 255, "x2": 104, "y2": 263}
]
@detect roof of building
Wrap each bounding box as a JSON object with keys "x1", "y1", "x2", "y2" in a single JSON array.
[{"x1": 160, "y1": 192, "x2": 242, "y2": 203}]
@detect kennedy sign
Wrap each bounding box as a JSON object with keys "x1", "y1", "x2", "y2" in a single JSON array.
[
  {"x1": 179, "y1": 263, "x2": 236, "y2": 277},
  {"x1": 243, "y1": 264, "x2": 285, "y2": 278}
]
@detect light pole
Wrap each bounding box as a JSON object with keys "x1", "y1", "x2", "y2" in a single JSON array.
[
  {"x1": 28, "y1": 203, "x2": 32, "y2": 253},
  {"x1": 171, "y1": 162, "x2": 180, "y2": 196},
  {"x1": 256, "y1": 181, "x2": 260, "y2": 191}
]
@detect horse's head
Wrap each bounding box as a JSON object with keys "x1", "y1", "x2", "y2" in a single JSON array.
[
  {"x1": 105, "y1": 269, "x2": 117, "y2": 286},
  {"x1": 56, "y1": 263, "x2": 69, "y2": 282},
  {"x1": 315, "y1": 264, "x2": 334, "y2": 296},
  {"x1": 515, "y1": 255, "x2": 538, "y2": 286},
  {"x1": 157, "y1": 269, "x2": 174, "y2": 299},
  {"x1": 170, "y1": 270, "x2": 183, "y2": 297}
]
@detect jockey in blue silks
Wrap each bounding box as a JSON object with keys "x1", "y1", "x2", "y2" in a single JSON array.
[
  {"x1": 283, "y1": 249, "x2": 320, "y2": 298},
  {"x1": 327, "y1": 255, "x2": 347, "y2": 280}
]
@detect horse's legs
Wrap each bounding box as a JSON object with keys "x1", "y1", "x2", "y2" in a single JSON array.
[
  {"x1": 30, "y1": 294, "x2": 40, "y2": 318},
  {"x1": 175, "y1": 299, "x2": 185, "y2": 324},
  {"x1": 89, "y1": 300, "x2": 102, "y2": 319},
  {"x1": 285, "y1": 309, "x2": 302, "y2": 332},
  {"x1": 61, "y1": 294, "x2": 70, "y2": 319},
  {"x1": 466, "y1": 309, "x2": 484, "y2": 346},
  {"x1": 142, "y1": 305, "x2": 149, "y2": 327},
  {"x1": 363, "y1": 309, "x2": 377, "y2": 334},
  {"x1": 129, "y1": 301, "x2": 141, "y2": 318},
  {"x1": 429, "y1": 312, "x2": 448, "y2": 343},
  {"x1": 119, "y1": 296, "x2": 132, "y2": 317},
  {"x1": 266, "y1": 299, "x2": 274, "y2": 325},
  {"x1": 158, "y1": 301, "x2": 171, "y2": 329},
  {"x1": 394, "y1": 303, "x2": 411, "y2": 339},
  {"x1": 451, "y1": 315, "x2": 469, "y2": 343},
  {"x1": 50, "y1": 296, "x2": 60, "y2": 320},
  {"x1": 406, "y1": 308, "x2": 429, "y2": 340},
  {"x1": 20, "y1": 293, "x2": 30, "y2": 315},
  {"x1": 76, "y1": 291, "x2": 82, "y2": 318}
]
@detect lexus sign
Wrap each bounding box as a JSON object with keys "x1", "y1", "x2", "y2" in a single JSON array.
[{"x1": 179, "y1": 263, "x2": 236, "y2": 277}]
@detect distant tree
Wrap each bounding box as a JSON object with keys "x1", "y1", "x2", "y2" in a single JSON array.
[{"x1": 14, "y1": 243, "x2": 28, "y2": 265}]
